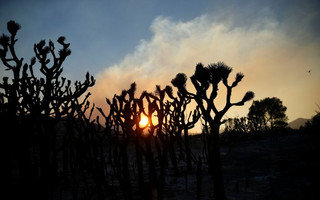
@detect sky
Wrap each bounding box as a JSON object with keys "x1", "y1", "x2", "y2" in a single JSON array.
[{"x1": 1, "y1": 0, "x2": 320, "y2": 131}]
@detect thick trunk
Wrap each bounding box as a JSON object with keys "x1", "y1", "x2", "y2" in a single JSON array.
[
  {"x1": 184, "y1": 127, "x2": 193, "y2": 173},
  {"x1": 208, "y1": 122, "x2": 227, "y2": 200}
]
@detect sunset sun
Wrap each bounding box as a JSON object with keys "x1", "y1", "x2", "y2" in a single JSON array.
[{"x1": 139, "y1": 115, "x2": 149, "y2": 127}]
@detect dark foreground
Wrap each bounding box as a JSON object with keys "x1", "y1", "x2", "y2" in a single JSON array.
[
  {"x1": 161, "y1": 132, "x2": 318, "y2": 200},
  {"x1": 6, "y1": 132, "x2": 317, "y2": 200}
]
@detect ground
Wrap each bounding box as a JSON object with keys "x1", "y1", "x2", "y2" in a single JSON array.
[
  {"x1": 161, "y1": 132, "x2": 318, "y2": 200},
  {"x1": 33, "y1": 131, "x2": 317, "y2": 200}
]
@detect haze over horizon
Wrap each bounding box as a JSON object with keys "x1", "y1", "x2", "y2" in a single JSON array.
[{"x1": 1, "y1": 0, "x2": 319, "y2": 130}]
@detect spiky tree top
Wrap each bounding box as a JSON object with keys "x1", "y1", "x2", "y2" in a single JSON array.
[
  {"x1": 172, "y1": 62, "x2": 254, "y2": 124},
  {"x1": 0, "y1": 20, "x2": 95, "y2": 118}
]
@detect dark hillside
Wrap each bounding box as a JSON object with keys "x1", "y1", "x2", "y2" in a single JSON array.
[{"x1": 288, "y1": 118, "x2": 309, "y2": 129}]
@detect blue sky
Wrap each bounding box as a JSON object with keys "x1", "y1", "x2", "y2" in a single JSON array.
[
  {"x1": 1, "y1": 0, "x2": 320, "y2": 129},
  {"x1": 1, "y1": 0, "x2": 213, "y2": 77}
]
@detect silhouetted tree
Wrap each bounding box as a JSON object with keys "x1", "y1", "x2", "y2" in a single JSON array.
[
  {"x1": 303, "y1": 105, "x2": 320, "y2": 133},
  {"x1": 98, "y1": 83, "x2": 170, "y2": 200},
  {"x1": 172, "y1": 62, "x2": 254, "y2": 200},
  {"x1": 98, "y1": 82, "x2": 203, "y2": 199},
  {"x1": 310, "y1": 111, "x2": 320, "y2": 131},
  {"x1": 248, "y1": 97, "x2": 288, "y2": 131},
  {"x1": 171, "y1": 89, "x2": 200, "y2": 173},
  {"x1": 99, "y1": 83, "x2": 139, "y2": 200},
  {"x1": 0, "y1": 20, "x2": 95, "y2": 200},
  {"x1": 224, "y1": 117, "x2": 250, "y2": 133}
]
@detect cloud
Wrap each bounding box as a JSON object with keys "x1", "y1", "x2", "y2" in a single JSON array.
[
  {"x1": 91, "y1": 15, "x2": 273, "y2": 96},
  {"x1": 90, "y1": 13, "x2": 320, "y2": 130}
]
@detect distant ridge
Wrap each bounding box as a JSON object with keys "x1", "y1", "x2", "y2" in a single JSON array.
[{"x1": 288, "y1": 118, "x2": 309, "y2": 129}]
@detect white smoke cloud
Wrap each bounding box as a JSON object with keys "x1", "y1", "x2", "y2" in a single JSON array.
[{"x1": 90, "y1": 14, "x2": 320, "y2": 131}]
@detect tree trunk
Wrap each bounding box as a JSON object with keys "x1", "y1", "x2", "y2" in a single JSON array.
[
  {"x1": 168, "y1": 134, "x2": 179, "y2": 176},
  {"x1": 120, "y1": 144, "x2": 132, "y2": 200},
  {"x1": 184, "y1": 127, "x2": 193, "y2": 173},
  {"x1": 145, "y1": 136, "x2": 158, "y2": 200},
  {"x1": 208, "y1": 122, "x2": 227, "y2": 200},
  {"x1": 135, "y1": 139, "x2": 145, "y2": 199}
]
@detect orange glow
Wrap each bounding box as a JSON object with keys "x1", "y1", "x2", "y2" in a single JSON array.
[{"x1": 139, "y1": 115, "x2": 149, "y2": 127}]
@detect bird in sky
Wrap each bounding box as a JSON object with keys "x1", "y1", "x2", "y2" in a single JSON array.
[{"x1": 307, "y1": 69, "x2": 311, "y2": 75}]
